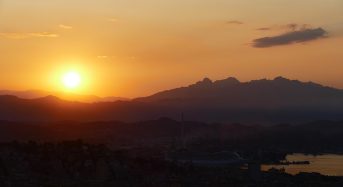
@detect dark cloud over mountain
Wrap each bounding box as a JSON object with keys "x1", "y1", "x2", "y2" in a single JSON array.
[{"x1": 253, "y1": 27, "x2": 327, "y2": 48}]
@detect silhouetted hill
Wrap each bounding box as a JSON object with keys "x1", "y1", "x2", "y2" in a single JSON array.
[
  {"x1": 0, "y1": 90, "x2": 129, "y2": 103},
  {"x1": 0, "y1": 77, "x2": 343, "y2": 123},
  {"x1": 135, "y1": 76, "x2": 343, "y2": 108}
]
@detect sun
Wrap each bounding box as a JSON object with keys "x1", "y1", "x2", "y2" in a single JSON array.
[{"x1": 62, "y1": 71, "x2": 81, "y2": 89}]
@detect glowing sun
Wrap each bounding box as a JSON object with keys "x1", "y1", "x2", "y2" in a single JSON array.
[{"x1": 62, "y1": 71, "x2": 81, "y2": 89}]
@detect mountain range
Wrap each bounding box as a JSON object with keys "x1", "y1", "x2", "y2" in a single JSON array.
[
  {"x1": 1, "y1": 76, "x2": 343, "y2": 123},
  {"x1": 135, "y1": 76, "x2": 343, "y2": 108},
  {"x1": 0, "y1": 90, "x2": 129, "y2": 103}
]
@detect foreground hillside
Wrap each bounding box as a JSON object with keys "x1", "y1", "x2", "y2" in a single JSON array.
[{"x1": 1, "y1": 119, "x2": 343, "y2": 154}]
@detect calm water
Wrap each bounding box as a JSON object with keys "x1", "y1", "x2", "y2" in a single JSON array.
[{"x1": 262, "y1": 154, "x2": 343, "y2": 176}]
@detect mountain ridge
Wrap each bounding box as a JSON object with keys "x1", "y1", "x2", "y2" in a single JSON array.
[
  {"x1": 134, "y1": 76, "x2": 342, "y2": 107},
  {"x1": 1, "y1": 76, "x2": 343, "y2": 123},
  {"x1": 0, "y1": 89, "x2": 129, "y2": 103}
]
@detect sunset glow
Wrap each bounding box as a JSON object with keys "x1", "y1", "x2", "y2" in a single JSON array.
[
  {"x1": 1, "y1": 2, "x2": 343, "y2": 185},
  {"x1": 62, "y1": 71, "x2": 81, "y2": 89},
  {"x1": 0, "y1": 0, "x2": 342, "y2": 97}
]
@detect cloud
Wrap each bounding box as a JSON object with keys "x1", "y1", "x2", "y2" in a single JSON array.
[
  {"x1": 226, "y1": 20, "x2": 243, "y2": 25},
  {"x1": 108, "y1": 18, "x2": 118, "y2": 23},
  {"x1": 256, "y1": 23, "x2": 311, "y2": 32},
  {"x1": 256, "y1": 27, "x2": 271, "y2": 31},
  {"x1": 252, "y1": 27, "x2": 327, "y2": 48},
  {"x1": 283, "y1": 23, "x2": 311, "y2": 31},
  {"x1": 97, "y1": 56, "x2": 108, "y2": 59},
  {"x1": 29, "y1": 32, "x2": 59, "y2": 38},
  {"x1": 0, "y1": 32, "x2": 59, "y2": 39},
  {"x1": 59, "y1": 24, "x2": 73, "y2": 29},
  {"x1": 285, "y1": 23, "x2": 298, "y2": 31}
]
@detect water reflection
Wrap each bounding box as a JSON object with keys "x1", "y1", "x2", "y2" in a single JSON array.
[{"x1": 262, "y1": 154, "x2": 343, "y2": 176}]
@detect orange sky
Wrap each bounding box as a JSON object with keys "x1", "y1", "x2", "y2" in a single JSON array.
[{"x1": 0, "y1": 0, "x2": 343, "y2": 98}]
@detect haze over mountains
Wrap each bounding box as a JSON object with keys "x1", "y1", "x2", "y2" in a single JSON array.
[
  {"x1": 1, "y1": 76, "x2": 343, "y2": 123},
  {"x1": 0, "y1": 90, "x2": 129, "y2": 103}
]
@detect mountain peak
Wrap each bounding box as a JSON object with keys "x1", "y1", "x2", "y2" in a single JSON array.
[
  {"x1": 194, "y1": 78, "x2": 213, "y2": 87},
  {"x1": 274, "y1": 76, "x2": 290, "y2": 82},
  {"x1": 214, "y1": 77, "x2": 240, "y2": 85},
  {"x1": 202, "y1": 77, "x2": 212, "y2": 83},
  {"x1": 226, "y1": 77, "x2": 239, "y2": 82}
]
